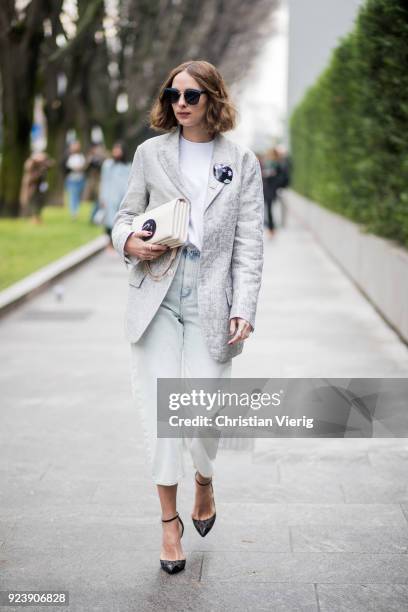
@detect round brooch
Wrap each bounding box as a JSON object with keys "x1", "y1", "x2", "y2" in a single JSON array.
[
  {"x1": 213, "y1": 163, "x2": 233, "y2": 184},
  {"x1": 141, "y1": 219, "x2": 156, "y2": 239}
]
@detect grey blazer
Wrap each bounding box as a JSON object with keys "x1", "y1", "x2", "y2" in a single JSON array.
[{"x1": 112, "y1": 124, "x2": 264, "y2": 363}]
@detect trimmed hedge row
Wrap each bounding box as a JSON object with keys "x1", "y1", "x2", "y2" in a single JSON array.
[{"x1": 289, "y1": 0, "x2": 408, "y2": 247}]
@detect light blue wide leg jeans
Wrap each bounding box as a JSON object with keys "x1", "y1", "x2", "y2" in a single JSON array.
[
  {"x1": 130, "y1": 244, "x2": 232, "y2": 485},
  {"x1": 65, "y1": 176, "x2": 85, "y2": 217}
]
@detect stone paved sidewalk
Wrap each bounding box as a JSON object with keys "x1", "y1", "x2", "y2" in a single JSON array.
[{"x1": 1, "y1": 200, "x2": 408, "y2": 611}]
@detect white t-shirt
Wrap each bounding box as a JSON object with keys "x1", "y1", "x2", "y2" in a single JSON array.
[
  {"x1": 66, "y1": 153, "x2": 86, "y2": 181},
  {"x1": 179, "y1": 133, "x2": 215, "y2": 251}
]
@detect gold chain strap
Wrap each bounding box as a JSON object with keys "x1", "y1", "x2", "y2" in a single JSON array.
[{"x1": 143, "y1": 246, "x2": 180, "y2": 281}]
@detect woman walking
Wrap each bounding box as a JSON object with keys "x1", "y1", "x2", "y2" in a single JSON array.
[
  {"x1": 112, "y1": 60, "x2": 264, "y2": 574},
  {"x1": 20, "y1": 151, "x2": 54, "y2": 223},
  {"x1": 262, "y1": 147, "x2": 281, "y2": 236},
  {"x1": 63, "y1": 140, "x2": 86, "y2": 219}
]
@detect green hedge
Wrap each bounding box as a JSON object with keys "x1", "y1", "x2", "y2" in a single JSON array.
[{"x1": 289, "y1": 0, "x2": 408, "y2": 247}]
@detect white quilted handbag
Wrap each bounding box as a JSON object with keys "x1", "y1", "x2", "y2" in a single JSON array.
[{"x1": 131, "y1": 197, "x2": 190, "y2": 281}]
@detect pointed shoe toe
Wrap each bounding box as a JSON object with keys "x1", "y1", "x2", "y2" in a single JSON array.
[
  {"x1": 160, "y1": 558, "x2": 186, "y2": 574},
  {"x1": 192, "y1": 512, "x2": 216, "y2": 537}
]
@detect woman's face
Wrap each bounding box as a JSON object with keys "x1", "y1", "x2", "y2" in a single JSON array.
[
  {"x1": 112, "y1": 144, "x2": 123, "y2": 160},
  {"x1": 70, "y1": 141, "x2": 81, "y2": 154},
  {"x1": 170, "y1": 71, "x2": 208, "y2": 130}
]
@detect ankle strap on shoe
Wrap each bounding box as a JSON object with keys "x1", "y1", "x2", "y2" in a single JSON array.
[
  {"x1": 195, "y1": 471, "x2": 212, "y2": 486},
  {"x1": 161, "y1": 512, "x2": 179, "y2": 523}
]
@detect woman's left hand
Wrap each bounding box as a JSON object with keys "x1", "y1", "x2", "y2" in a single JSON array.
[{"x1": 228, "y1": 317, "x2": 253, "y2": 345}]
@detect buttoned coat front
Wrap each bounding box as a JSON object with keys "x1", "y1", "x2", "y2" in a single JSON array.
[{"x1": 112, "y1": 125, "x2": 264, "y2": 363}]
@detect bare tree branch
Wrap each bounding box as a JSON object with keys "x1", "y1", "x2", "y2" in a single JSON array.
[{"x1": 47, "y1": 0, "x2": 104, "y2": 64}]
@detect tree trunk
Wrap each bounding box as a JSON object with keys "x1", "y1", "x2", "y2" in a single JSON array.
[
  {"x1": 45, "y1": 118, "x2": 67, "y2": 206},
  {"x1": 0, "y1": 1, "x2": 51, "y2": 217},
  {"x1": 0, "y1": 42, "x2": 36, "y2": 216}
]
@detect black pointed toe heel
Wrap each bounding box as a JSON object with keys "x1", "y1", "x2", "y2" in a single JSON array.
[
  {"x1": 192, "y1": 471, "x2": 216, "y2": 537},
  {"x1": 160, "y1": 512, "x2": 186, "y2": 574}
]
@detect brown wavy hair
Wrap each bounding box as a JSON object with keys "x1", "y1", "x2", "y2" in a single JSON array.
[{"x1": 149, "y1": 60, "x2": 237, "y2": 135}]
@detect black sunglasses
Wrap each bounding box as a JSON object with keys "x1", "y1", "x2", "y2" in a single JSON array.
[{"x1": 163, "y1": 87, "x2": 206, "y2": 106}]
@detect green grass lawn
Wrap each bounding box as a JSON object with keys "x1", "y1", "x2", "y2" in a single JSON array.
[{"x1": 0, "y1": 202, "x2": 104, "y2": 291}]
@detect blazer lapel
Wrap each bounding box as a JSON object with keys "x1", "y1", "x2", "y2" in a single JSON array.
[
  {"x1": 157, "y1": 125, "x2": 232, "y2": 214},
  {"x1": 157, "y1": 126, "x2": 190, "y2": 202}
]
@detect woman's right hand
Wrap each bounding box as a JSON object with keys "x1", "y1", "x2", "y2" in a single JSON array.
[{"x1": 124, "y1": 230, "x2": 170, "y2": 261}]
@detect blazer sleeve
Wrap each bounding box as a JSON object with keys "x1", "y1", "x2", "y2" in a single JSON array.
[
  {"x1": 229, "y1": 151, "x2": 264, "y2": 332},
  {"x1": 111, "y1": 145, "x2": 148, "y2": 267}
]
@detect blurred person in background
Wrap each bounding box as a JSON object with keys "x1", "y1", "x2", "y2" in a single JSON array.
[
  {"x1": 63, "y1": 140, "x2": 86, "y2": 220},
  {"x1": 99, "y1": 141, "x2": 131, "y2": 250},
  {"x1": 272, "y1": 146, "x2": 291, "y2": 229},
  {"x1": 261, "y1": 147, "x2": 281, "y2": 237},
  {"x1": 277, "y1": 146, "x2": 291, "y2": 191},
  {"x1": 84, "y1": 143, "x2": 106, "y2": 224},
  {"x1": 20, "y1": 151, "x2": 55, "y2": 224}
]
